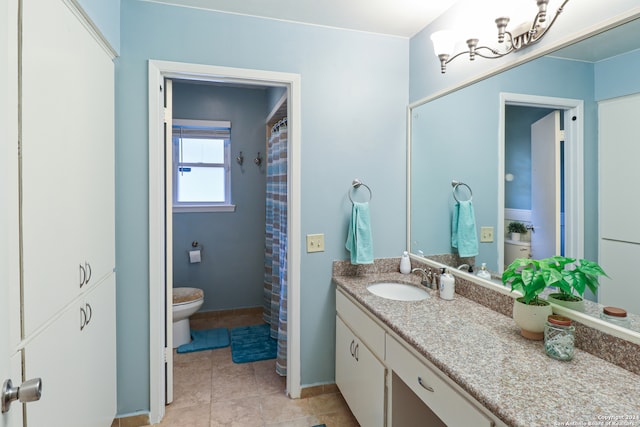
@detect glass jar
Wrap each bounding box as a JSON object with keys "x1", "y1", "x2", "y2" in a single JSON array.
[
  {"x1": 544, "y1": 315, "x2": 575, "y2": 361},
  {"x1": 600, "y1": 306, "x2": 631, "y2": 328}
]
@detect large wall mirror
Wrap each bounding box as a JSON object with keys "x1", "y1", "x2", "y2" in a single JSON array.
[{"x1": 408, "y1": 16, "x2": 640, "y2": 336}]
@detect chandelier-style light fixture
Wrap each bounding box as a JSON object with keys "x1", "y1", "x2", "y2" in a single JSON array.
[{"x1": 431, "y1": 0, "x2": 570, "y2": 73}]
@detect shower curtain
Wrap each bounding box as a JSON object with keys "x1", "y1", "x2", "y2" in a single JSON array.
[{"x1": 263, "y1": 117, "x2": 288, "y2": 376}]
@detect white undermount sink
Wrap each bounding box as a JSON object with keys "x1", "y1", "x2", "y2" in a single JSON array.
[{"x1": 366, "y1": 282, "x2": 429, "y2": 301}]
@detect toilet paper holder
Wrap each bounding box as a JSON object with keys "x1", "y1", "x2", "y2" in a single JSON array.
[{"x1": 188, "y1": 241, "x2": 203, "y2": 263}]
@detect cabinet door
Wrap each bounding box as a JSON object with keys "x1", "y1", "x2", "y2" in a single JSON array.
[
  {"x1": 20, "y1": 0, "x2": 115, "y2": 335},
  {"x1": 599, "y1": 94, "x2": 640, "y2": 243},
  {"x1": 336, "y1": 316, "x2": 385, "y2": 427},
  {"x1": 24, "y1": 275, "x2": 116, "y2": 427}
]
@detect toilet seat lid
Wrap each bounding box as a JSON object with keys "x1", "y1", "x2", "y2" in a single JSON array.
[{"x1": 173, "y1": 287, "x2": 204, "y2": 304}]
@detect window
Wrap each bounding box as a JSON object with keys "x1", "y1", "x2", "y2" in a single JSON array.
[{"x1": 172, "y1": 119, "x2": 234, "y2": 212}]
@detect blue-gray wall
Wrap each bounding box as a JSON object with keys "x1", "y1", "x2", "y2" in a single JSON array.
[
  {"x1": 116, "y1": 0, "x2": 408, "y2": 415},
  {"x1": 172, "y1": 82, "x2": 268, "y2": 312},
  {"x1": 504, "y1": 106, "x2": 556, "y2": 211}
]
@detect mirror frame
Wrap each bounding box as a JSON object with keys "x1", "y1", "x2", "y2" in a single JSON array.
[{"x1": 406, "y1": 11, "x2": 640, "y2": 345}]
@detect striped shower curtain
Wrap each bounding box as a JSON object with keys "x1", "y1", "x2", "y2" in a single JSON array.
[{"x1": 263, "y1": 118, "x2": 288, "y2": 376}]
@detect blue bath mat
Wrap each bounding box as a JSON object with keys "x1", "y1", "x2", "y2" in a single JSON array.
[
  {"x1": 177, "y1": 328, "x2": 229, "y2": 353},
  {"x1": 230, "y1": 324, "x2": 277, "y2": 363}
]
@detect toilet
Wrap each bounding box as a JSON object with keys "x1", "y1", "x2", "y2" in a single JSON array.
[
  {"x1": 504, "y1": 239, "x2": 532, "y2": 268},
  {"x1": 172, "y1": 287, "x2": 204, "y2": 348}
]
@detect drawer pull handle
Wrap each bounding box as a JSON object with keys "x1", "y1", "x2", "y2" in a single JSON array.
[
  {"x1": 349, "y1": 340, "x2": 355, "y2": 357},
  {"x1": 418, "y1": 377, "x2": 434, "y2": 392},
  {"x1": 354, "y1": 343, "x2": 359, "y2": 362}
]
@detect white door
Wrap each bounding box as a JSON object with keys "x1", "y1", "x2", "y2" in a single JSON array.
[
  {"x1": 531, "y1": 111, "x2": 562, "y2": 259},
  {"x1": 1, "y1": 0, "x2": 24, "y2": 424}
]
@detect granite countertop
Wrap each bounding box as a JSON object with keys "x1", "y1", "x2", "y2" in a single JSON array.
[{"x1": 334, "y1": 272, "x2": 640, "y2": 427}]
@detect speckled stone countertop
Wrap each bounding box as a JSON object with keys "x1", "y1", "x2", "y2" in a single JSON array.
[{"x1": 333, "y1": 271, "x2": 640, "y2": 427}]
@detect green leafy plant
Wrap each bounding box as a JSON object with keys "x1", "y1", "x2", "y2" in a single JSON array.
[
  {"x1": 507, "y1": 221, "x2": 527, "y2": 234},
  {"x1": 502, "y1": 256, "x2": 608, "y2": 305}
]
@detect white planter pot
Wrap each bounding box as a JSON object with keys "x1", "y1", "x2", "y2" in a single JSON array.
[
  {"x1": 510, "y1": 232, "x2": 521, "y2": 241},
  {"x1": 512, "y1": 298, "x2": 553, "y2": 340},
  {"x1": 547, "y1": 293, "x2": 585, "y2": 312}
]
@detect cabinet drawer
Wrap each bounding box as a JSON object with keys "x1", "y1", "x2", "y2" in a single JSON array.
[
  {"x1": 386, "y1": 336, "x2": 493, "y2": 427},
  {"x1": 336, "y1": 290, "x2": 385, "y2": 358}
]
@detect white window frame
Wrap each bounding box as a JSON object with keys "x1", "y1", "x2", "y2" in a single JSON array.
[{"x1": 172, "y1": 119, "x2": 235, "y2": 212}]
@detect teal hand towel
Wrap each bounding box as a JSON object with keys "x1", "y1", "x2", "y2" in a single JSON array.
[
  {"x1": 345, "y1": 202, "x2": 374, "y2": 265},
  {"x1": 452, "y1": 200, "x2": 479, "y2": 257}
]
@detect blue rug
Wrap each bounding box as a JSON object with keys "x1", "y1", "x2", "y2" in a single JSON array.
[
  {"x1": 177, "y1": 328, "x2": 229, "y2": 353},
  {"x1": 230, "y1": 324, "x2": 277, "y2": 363}
]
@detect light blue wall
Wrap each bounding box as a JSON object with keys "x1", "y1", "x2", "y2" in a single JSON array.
[
  {"x1": 77, "y1": 0, "x2": 120, "y2": 53},
  {"x1": 172, "y1": 82, "x2": 267, "y2": 312},
  {"x1": 116, "y1": 0, "x2": 408, "y2": 415},
  {"x1": 595, "y1": 49, "x2": 640, "y2": 101}
]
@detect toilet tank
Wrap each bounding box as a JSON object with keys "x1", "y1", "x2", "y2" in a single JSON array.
[{"x1": 504, "y1": 239, "x2": 531, "y2": 268}]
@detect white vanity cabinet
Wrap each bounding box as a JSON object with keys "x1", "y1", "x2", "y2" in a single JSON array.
[
  {"x1": 336, "y1": 291, "x2": 386, "y2": 427},
  {"x1": 336, "y1": 288, "x2": 505, "y2": 427},
  {"x1": 386, "y1": 336, "x2": 494, "y2": 427}
]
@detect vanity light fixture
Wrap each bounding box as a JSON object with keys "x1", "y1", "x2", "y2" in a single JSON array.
[{"x1": 431, "y1": 0, "x2": 569, "y2": 73}]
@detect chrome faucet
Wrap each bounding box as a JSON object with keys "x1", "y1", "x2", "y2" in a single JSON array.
[
  {"x1": 457, "y1": 263, "x2": 472, "y2": 272},
  {"x1": 412, "y1": 267, "x2": 434, "y2": 288}
]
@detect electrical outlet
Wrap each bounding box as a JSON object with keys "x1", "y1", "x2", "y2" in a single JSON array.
[
  {"x1": 480, "y1": 226, "x2": 494, "y2": 243},
  {"x1": 306, "y1": 234, "x2": 325, "y2": 253}
]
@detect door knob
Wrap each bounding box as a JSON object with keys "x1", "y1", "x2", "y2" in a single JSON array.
[{"x1": 1, "y1": 378, "x2": 42, "y2": 413}]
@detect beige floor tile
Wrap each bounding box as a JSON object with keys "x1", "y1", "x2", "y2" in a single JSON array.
[
  {"x1": 316, "y1": 410, "x2": 360, "y2": 427},
  {"x1": 158, "y1": 403, "x2": 211, "y2": 427},
  {"x1": 212, "y1": 370, "x2": 260, "y2": 401},
  {"x1": 264, "y1": 415, "x2": 321, "y2": 427},
  {"x1": 151, "y1": 310, "x2": 357, "y2": 427},
  {"x1": 260, "y1": 393, "x2": 314, "y2": 424},
  {"x1": 210, "y1": 396, "x2": 263, "y2": 427},
  {"x1": 308, "y1": 393, "x2": 349, "y2": 416}
]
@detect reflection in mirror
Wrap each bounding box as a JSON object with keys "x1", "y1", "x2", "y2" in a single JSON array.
[{"x1": 409, "y1": 17, "x2": 640, "y2": 332}]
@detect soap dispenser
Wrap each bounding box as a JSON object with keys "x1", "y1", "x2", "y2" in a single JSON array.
[
  {"x1": 439, "y1": 269, "x2": 455, "y2": 300},
  {"x1": 476, "y1": 263, "x2": 492, "y2": 280},
  {"x1": 400, "y1": 251, "x2": 411, "y2": 274}
]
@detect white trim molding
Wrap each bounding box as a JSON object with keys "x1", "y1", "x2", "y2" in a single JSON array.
[{"x1": 148, "y1": 60, "x2": 302, "y2": 424}]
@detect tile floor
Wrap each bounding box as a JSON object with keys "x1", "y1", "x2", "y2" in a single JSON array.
[{"x1": 145, "y1": 309, "x2": 359, "y2": 427}]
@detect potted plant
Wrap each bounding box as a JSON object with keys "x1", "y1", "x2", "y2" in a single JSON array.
[
  {"x1": 543, "y1": 256, "x2": 608, "y2": 312},
  {"x1": 502, "y1": 257, "x2": 553, "y2": 340},
  {"x1": 507, "y1": 221, "x2": 527, "y2": 241}
]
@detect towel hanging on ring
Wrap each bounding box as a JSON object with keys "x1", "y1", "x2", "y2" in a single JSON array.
[{"x1": 452, "y1": 199, "x2": 479, "y2": 257}]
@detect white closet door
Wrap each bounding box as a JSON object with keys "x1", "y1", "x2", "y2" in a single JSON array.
[{"x1": 21, "y1": 0, "x2": 115, "y2": 335}]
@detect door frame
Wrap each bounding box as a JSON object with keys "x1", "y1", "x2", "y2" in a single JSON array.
[
  {"x1": 498, "y1": 93, "x2": 584, "y2": 269},
  {"x1": 148, "y1": 60, "x2": 301, "y2": 424}
]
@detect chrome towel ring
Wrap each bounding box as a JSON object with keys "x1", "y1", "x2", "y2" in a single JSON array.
[
  {"x1": 451, "y1": 180, "x2": 472, "y2": 202},
  {"x1": 349, "y1": 179, "x2": 372, "y2": 203}
]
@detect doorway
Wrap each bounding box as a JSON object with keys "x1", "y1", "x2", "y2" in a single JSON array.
[
  {"x1": 498, "y1": 93, "x2": 584, "y2": 271},
  {"x1": 148, "y1": 61, "x2": 302, "y2": 424}
]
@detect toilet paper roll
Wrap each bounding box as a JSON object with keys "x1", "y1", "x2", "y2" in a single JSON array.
[{"x1": 189, "y1": 250, "x2": 201, "y2": 263}]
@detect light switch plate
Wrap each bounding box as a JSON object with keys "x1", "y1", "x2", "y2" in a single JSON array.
[
  {"x1": 480, "y1": 226, "x2": 494, "y2": 243},
  {"x1": 306, "y1": 233, "x2": 325, "y2": 253}
]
